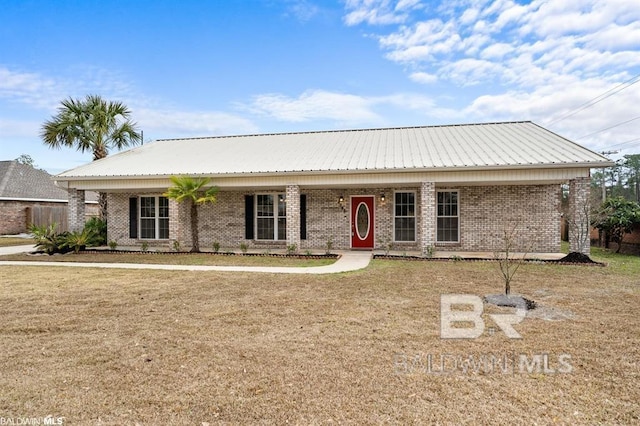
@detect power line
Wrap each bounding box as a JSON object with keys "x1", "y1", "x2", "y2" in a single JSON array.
[
  {"x1": 609, "y1": 137, "x2": 640, "y2": 149},
  {"x1": 576, "y1": 115, "x2": 640, "y2": 139},
  {"x1": 545, "y1": 72, "x2": 640, "y2": 126}
]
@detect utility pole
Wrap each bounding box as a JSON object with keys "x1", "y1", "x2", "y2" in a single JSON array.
[{"x1": 600, "y1": 150, "x2": 618, "y2": 202}]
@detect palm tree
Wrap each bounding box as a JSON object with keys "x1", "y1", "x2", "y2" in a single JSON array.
[
  {"x1": 164, "y1": 176, "x2": 219, "y2": 252},
  {"x1": 41, "y1": 94, "x2": 142, "y2": 218}
]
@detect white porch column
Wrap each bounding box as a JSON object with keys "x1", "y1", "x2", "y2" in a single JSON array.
[
  {"x1": 420, "y1": 182, "x2": 436, "y2": 254},
  {"x1": 568, "y1": 177, "x2": 591, "y2": 254},
  {"x1": 286, "y1": 184, "x2": 301, "y2": 251},
  {"x1": 68, "y1": 189, "x2": 85, "y2": 232}
]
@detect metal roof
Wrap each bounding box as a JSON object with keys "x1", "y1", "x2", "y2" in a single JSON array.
[{"x1": 56, "y1": 121, "x2": 612, "y2": 179}]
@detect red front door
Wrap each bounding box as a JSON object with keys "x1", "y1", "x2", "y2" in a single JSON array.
[{"x1": 351, "y1": 196, "x2": 375, "y2": 249}]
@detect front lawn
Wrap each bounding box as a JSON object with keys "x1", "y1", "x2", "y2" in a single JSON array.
[
  {"x1": 1, "y1": 251, "x2": 337, "y2": 267},
  {"x1": 0, "y1": 237, "x2": 35, "y2": 247},
  {"x1": 0, "y1": 255, "x2": 637, "y2": 424}
]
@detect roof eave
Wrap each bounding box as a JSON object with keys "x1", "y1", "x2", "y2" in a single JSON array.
[{"x1": 53, "y1": 160, "x2": 615, "y2": 182}]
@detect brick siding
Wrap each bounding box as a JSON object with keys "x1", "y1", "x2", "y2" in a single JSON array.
[{"x1": 106, "y1": 184, "x2": 561, "y2": 253}]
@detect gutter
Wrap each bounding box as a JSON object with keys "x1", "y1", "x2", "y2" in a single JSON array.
[{"x1": 52, "y1": 160, "x2": 616, "y2": 182}]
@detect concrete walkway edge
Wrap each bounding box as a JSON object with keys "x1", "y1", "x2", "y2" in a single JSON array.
[{"x1": 0, "y1": 250, "x2": 373, "y2": 274}]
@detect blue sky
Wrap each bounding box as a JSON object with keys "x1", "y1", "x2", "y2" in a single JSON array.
[{"x1": 1, "y1": 0, "x2": 639, "y2": 173}]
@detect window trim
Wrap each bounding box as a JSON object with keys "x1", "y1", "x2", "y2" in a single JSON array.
[
  {"x1": 254, "y1": 193, "x2": 287, "y2": 241},
  {"x1": 436, "y1": 189, "x2": 460, "y2": 243},
  {"x1": 393, "y1": 190, "x2": 417, "y2": 242},
  {"x1": 139, "y1": 195, "x2": 169, "y2": 240}
]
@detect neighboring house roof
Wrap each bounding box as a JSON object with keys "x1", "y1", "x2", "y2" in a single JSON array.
[
  {"x1": 0, "y1": 160, "x2": 98, "y2": 202},
  {"x1": 56, "y1": 121, "x2": 612, "y2": 180}
]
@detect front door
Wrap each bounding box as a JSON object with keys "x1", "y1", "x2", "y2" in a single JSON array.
[{"x1": 351, "y1": 196, "x2": 375, "y2": 249}]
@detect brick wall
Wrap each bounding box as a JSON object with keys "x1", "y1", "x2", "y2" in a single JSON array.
[
  {"x1": 106, "y1": 184, "x2": 561, "y2": 253},
  {"x1": 451, "y1": 185, "x2": 561, "y2": 253}
]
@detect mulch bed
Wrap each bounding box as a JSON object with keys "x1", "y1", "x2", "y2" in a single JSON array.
[
  {"x1": 374, "y1": 252, "x2": 606, "y2": 266},
  {"x1": 32, "y1": 248, "x2": 340, "y2": 260}
]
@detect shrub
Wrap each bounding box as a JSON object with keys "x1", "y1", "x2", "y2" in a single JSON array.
[
  {"x1": 108, "y1": 240, "x2": 118, "y2": 250},
  {"x1": 377, "y1": 236, "x2": 393, "y2": 256},
  {"x1": 83, "y1": 217, "x2": 107, "y2": 246},
  {"x1": 326, "y1": 237, "x2": 334, "y2": 255},
  {"x1": 29, "y1": 223, "x2": 71, "y2": 255},
  {"x1": 63, "y1": 228, "x2": 96, "y2": 254},
  {"x1": 141, "y1": 241, "x2": 149, "y2": 252},
  {"x1": 213, "y1": 241, "x2": 220, "y2": 253},
  {"x1": 286, "y1": 244, "x2": 297, "y2": 255},
  {"x1": 240, "y1": 242, "x2": 248, "y2": 254}
]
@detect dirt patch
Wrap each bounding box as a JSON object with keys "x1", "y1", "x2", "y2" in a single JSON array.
[
  {"x1": 484, "y1": 294, "x2": 537, "y2": 310},
  {"x1": 526, "y1": 304, "x2": 576, "y2": 321}
]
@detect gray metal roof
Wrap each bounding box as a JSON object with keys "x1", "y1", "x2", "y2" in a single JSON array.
[
  {"x1": 0, "y1": 160, "x2": 98, "y2": 201},
  {"x1": 56, "y1": 121, "x2": 611, "y2": 179}
]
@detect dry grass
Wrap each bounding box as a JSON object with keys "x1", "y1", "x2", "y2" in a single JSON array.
[
  {"x1": 0, "y1": 237, "x2": 35, "y2": 247},
  {"x1": 0, "y1": 256, "x2": 638, "y2": 425},
  {"x1": 2, "y1": 252, "x2": 336, "y2": 267}
]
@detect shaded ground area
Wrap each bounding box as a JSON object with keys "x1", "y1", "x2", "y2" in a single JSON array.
[{"x1": 0, "y1": 258, "x2": 638, "y2": 424}]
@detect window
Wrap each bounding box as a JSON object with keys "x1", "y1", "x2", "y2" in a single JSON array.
[
  {"x1": 256, "y1": 194, "x2": 286, "y2": 240},
  {"x1": 437, "y1": 191, "x2": 459, "y2": 242},
  {"x1": 394, "y1": 192, "x2": 416, "y2": 241},
  {"x1": 140, "y1": 196, "x2": 169, "y2": 239}
]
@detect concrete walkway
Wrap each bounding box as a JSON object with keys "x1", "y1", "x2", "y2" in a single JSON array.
[
  {"x1": 0, "y1": 244, "x2": 36, "y2": 255},
  {"x1": 0, "y1": 250, "x2": 373, "y2": 274}
]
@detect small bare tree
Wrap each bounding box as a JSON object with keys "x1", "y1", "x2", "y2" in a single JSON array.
[
  {"x1": 493, "y1": 221, "x2": 533, "y2": 295},
  {"x1": 566, "y1": 202, "x2": 591, "y2": 254}
]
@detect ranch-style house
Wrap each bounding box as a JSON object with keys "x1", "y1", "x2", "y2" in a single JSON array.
[{"x1": 54, "y1": 121, "x2": 612, "y2": 255}]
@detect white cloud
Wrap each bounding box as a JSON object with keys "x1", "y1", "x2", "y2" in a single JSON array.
[
  {"x1": 248, "y1": 90, "x2": 381, "y2": 123},
  {"x1": 284, "y1": 0, "x2": 320, "y2": 22},
  {"x1": 246, "y1": 89, "x2": 448, "y2": 125},
  {"x1": 343, "y1": 0, "x2": 421, "y2": 26},
  {"x1": 343, "y1": 0, "x2": 640, "y2": 150},
  {"x1": 0, "y1": 68, "x2": 61, "y2": 109},
  {"x1": 480, "y1": 42, "x2": 513, "y2": 59},
  {"x1": 135, "y1": 108, "x2": 258, "y2": 139},
  {"x1": 410, "y1": 71, "x2": 438, "y2": 84}
]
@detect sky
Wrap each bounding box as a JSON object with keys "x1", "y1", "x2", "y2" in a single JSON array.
[{"x1": 0, "y1": 0, "x2": 639, "y2": 174}]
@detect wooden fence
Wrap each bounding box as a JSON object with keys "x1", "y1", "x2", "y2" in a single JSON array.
[{"x1": 26, "y1": 206, "x2": 68, "y2": 232}]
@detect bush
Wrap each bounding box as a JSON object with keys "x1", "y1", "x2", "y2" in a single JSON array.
[
  {"x1": 29, "y1": 223, "x2": 71, "y2": 255},
  {"x1": 83, "y1": 217, "x2": 107, "y2": 246},
  {"x1": 29, "y1": 221, "x2": 104, "y2": 254},
  {"x1": 63, "y1": 228, "x2": 96, "y2": 254}
]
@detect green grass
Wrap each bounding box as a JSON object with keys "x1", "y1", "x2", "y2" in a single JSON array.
[{"x1": 590, "y1": 246, "x2": 640, "y2": 275}]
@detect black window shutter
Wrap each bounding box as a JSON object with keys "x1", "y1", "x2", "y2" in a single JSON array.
[
  {"x1": 300, "y1": 194, "x2": 307, "y2": 240},
  {"x1": 129, "y1": 197, "x2": 138, "y2": 239},
  {"x1": 245, "y1": 195, "x2": 254, "y2": 239}
]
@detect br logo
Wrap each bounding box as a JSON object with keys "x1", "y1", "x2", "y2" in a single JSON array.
[{"x1": 440, "y1": 294, "x2": 526, "y2": 339}]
